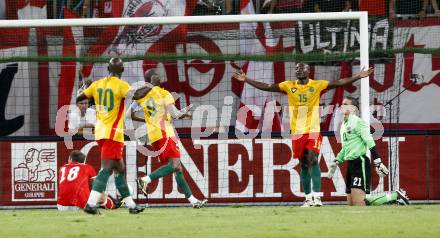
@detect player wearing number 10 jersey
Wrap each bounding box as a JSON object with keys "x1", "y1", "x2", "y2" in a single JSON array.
[
  {"x1": 77, "y1": 57, "x2": 144, "y2": 215},
  {"x1": 233, "y1": 63, "x2": 373, "y2": 207}
]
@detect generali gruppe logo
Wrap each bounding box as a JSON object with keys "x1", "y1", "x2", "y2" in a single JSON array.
[{"x1": 11, "y1": 143, "x2": 57, "y2": 201}]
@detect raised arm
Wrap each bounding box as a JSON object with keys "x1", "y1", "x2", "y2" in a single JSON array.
[
  {"x1": 327, "y1": 67, "x2": 373, "y2": 90},
  {"x1": 233, "y1": 70, "x2": 281, "y2": 93}
]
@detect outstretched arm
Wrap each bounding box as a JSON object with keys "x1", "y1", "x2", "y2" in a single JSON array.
[
  {"x1": 327, "y1": 67, "x2": 373, "y2": 90},
  {"x1": 233, "y1": 70, "x2": 281, "y2": 93}
]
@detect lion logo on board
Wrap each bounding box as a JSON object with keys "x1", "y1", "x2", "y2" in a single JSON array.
[{"x1": 12, "y1": 143, "x2": 57, "y2": 201}]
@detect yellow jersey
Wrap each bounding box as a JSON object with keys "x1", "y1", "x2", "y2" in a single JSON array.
[
  {"x1": 136, "y1": 86, "x2": 176, "y2": 144},
  {"x1": 278, "y1": 79, "x2": 329, "y2": 135},
  {"x1": 83, "y1": 76, "x2": 130, "y2": 143}
]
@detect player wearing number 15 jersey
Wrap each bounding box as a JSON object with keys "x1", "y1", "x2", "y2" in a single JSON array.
[
  {"x1": 77, "y1": 57, "x2": 144, "y2": 215},
  {"x1": 234, "y1": 63, "x2": 373, "y2": 207}
]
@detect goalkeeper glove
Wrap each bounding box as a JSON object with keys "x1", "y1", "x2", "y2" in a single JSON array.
[
  {"x1": 373, "y1": 158, "x2": 389, "y2": 177},
  {"x1": 327, "y1": 160, "x2": 338, "y2": 179}
]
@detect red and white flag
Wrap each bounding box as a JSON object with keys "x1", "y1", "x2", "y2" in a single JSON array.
[{"x1": 84, "y1": 0, "x2": 196, "y2": 84}]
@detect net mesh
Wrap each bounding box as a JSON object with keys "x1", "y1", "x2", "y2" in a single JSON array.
[
  {"x1": 1, "y1": 0, "x2": 440, "y2": 205},
  {"x1": 0, "y1": 18, "x2": 374, "y2": 135}
]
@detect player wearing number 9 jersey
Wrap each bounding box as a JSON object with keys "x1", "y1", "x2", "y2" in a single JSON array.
[
  {"x1": 77, "y1": 58, "x2": 144, "y2": 214},
  {"x1": 233, "y1": 63, "x2": 373, "y2": 207},
  {"x1": 131, "y1": 69, "x2": 207, "y2": 208}
]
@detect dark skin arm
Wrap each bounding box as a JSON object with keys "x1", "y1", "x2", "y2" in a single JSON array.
[
  {"x1": 166, "y1": 104, "x2": 193, "y2": 119},
  {"x1": 327, "y1": 67, "x2": 373, "y2": 90},
  {"x1": 130, "y1": 108, "x2": 146, "y2": 122},
  {"x1": 133, "y1": 86, "x2": 152, "y2": 100},
  {"x1": 233, "y1": 70, "x2": 282, "y2": 93}
]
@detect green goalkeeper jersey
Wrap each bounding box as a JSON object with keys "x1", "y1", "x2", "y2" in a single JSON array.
[{"x1": 336, "y1": 114, "x2": 375, "y2": 163}]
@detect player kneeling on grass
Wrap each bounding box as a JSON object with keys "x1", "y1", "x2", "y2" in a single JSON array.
[
  {"x1": 328, "y1": 97, "x2": 409, "y2": 206},
  {"x1": 57, "y1": 151, "x2": 119, "y2": 211},
  {"x1": 131, "y1": 69, "x2": 207, "y2": 208}
]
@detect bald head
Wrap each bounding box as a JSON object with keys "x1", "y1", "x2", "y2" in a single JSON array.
[
  {"x1": 108, "y1": 57, "x2": 124, "y2": 76},
  {"x1": 295, "y1": 62, "x2": 310, "y2": 81},
  {"x1": 144, "y1": 68, "x2": 160, "y2": 86}
]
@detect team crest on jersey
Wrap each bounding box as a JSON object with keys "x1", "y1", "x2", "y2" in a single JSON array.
[
  {"x1": 347, "y1": 126, "x2": 352, "y2": 133},
  {"x1": 291, "y1": 88, "x2": 297, "y2": 93},
  {"x1": 309, "y1": 87, "x2": 314, "y2": 92}
]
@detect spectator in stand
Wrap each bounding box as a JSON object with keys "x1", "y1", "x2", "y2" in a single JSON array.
[
  {"x1": 68, "y1": 97, "x2": 96, "y2": 136},
  {"x1": 81, "y1": 0, "x2": 91, "y2": 18},
  {"x1": 193, "y1": 0, "x2": 223, "y2": 15},
  {"x1": 313, "y1": 0, "x2": 352, "y2": 12},
  {"x1": 389, "y1": 0, "x2": 429, "y2": 19},
  {"x1": 428, "y1": 0, "x2": 440, "y2": 16}
]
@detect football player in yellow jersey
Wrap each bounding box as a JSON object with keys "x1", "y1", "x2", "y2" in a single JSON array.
[
  {"x1": 233, "y1": 62, "x2": 372, "y2": 207},
  {"x1": 76, "y1": 58, "x2": 144, "y2": 214},
  {"x1": 131, "y1": 69, "x2": 208, "y2": 208}
]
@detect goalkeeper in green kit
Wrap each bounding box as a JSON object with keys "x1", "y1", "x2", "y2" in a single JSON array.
[{"x1": 328, "y1": 96, "x2": 409, "y2": 206}]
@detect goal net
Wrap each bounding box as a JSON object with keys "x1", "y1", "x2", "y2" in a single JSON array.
[{"x1": 0, "y1": 12, "x2": 374, "y2": 205}]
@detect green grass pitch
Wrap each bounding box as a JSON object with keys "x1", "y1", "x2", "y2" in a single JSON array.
[{"x1": 1, "y1": 205, "x2": 439, "y2": 238}]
